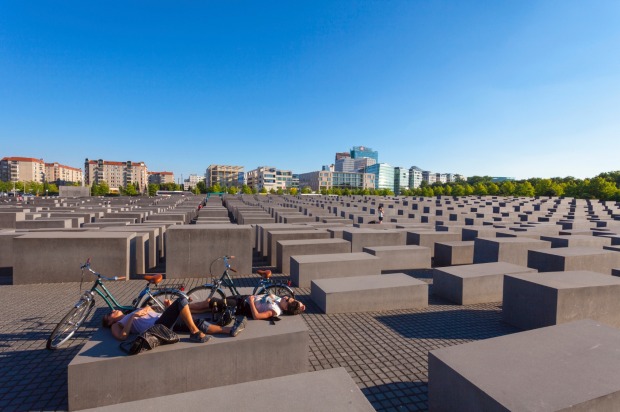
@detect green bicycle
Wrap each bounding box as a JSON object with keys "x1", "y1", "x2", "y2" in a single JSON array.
[{"x1": 46, "y1": 259, "x2": 188, "y2": 350}]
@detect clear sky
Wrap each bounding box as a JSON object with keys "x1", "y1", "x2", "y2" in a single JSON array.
[{"x1": 1, "y1": 1, "x2": 619, "y2": 181}]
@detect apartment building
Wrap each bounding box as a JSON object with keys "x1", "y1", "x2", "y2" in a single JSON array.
[
  {"x1": 298, "y1": 170, "x2": 375, "y2": 192},
  {"x1": 422, "y1": 170, "x2": 437, "y2": 185},
  {"x1": 84, "y1": 158, "x2": 148, "y2": 192},
  {"x1": 435, "y1": 173, "x2": 448, "y2": 184},
  {"x1": 366, "y1": 163, "x2": 395, "y2": 192},
  {"x1": 246, "y1": 166, "x2": 292, "y2": 191},
  {"x1": 45, "y1": 162, "x2": 83, "y2": 184},
  {"x1": 409, "y1": 166, "x2": 423, "y2": 189},
  {"x1": 184, "y1": 174, "x2": 205, "y2": 190},
  {"x1": 148, "y1": 171, "x2": 175, "y2": 185},
  {"x1": 206, "y1": 165, "x2": 244, "y2": 188},
  {"x1": 0, "y1": 157, "x2": 45, "y2": 183}
]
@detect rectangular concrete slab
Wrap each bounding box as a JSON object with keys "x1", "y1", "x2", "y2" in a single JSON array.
[
  {"x1": 12, "y1": 232, "x2": 132, "y2": 284},
  {"x1": 429, "y1": 320, "x2": 620, "y2": 412},
  {"x1": 68, "y1": 316, "x2": 309, "y2": 411},
  {"x1": 362, "y1": 245, "x2": 431, "y2": 271},
  {"x1": 276, "y1": 238, "x2": 351, "y2": 274},
  {"x1": 503, "y1": 270, "x2": 620, "y2": 330},
  {"x1": 527, "y1": 246, "x2": 620, "y2": 275},
  {"x1": 165, "y1": 225, "x2": 252, "y2": 278},
  {"x1": 81, "y1": 368, "x2": 374, "y2": 412},
  {"x1": 474, "y1": 236, "x2": 551, "y2": 266},
  {"x1": 434, "y1": 241, "x2": 475, "y2": 267},
  {"x1": 311, "y1": 273, "x2": 428, "y2": 313},
  {"x1": 290, "y1": 252, "x2": 381, "y2": 287},
  {"x1": 433, "y1": 262, "x2": 537, "y2": 305}
]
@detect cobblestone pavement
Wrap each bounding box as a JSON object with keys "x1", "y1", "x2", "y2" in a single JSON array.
[{"x1": 0, "y1": 263, "x2": 518, "y2": 412}]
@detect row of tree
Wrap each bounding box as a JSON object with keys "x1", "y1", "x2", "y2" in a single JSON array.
[
  {"x1": 0, "y1": 180, "x2": 79, "y2": 196},
  {"x1": 5, "y1": 171, "x2": 620, "y2": 200}
]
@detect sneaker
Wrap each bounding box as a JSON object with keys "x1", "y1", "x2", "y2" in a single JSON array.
[{"x1": 230, "y1": 316, "x2": 247, "y2": 337}]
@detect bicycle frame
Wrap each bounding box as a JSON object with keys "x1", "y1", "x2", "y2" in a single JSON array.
[{"x1": 89, "y1": 278, "x2": 134, "y2": 313}]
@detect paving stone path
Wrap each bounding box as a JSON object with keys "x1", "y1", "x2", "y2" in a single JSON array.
[{"x1": 0, "y1": 262, "x2": 517, "y2": 411}]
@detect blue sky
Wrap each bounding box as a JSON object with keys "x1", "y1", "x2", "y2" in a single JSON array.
[{"x1": 1, "y1": 1, "x2": 619, "y2": 181}]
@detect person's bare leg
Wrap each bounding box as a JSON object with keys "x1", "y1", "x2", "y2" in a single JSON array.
[
  {"x1": 188, "y1": 298, "x2": 211, "y2": 313},
  {"x1": 178, "y1": 305, "x2": 205, "y2": 338},
  {"x1": 202, "y1": 324, "x2": 233, "y2": 335}
]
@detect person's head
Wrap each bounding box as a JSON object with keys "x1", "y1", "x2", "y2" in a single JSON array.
[
  {"x1": 102, "y1": 310, "x2": 124, "y2": 328},
  {"x1": 279, "y1": 296, "x2": 306, "y2": 316}
]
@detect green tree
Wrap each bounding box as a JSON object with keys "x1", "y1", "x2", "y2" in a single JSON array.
[
  {"x1": 241, "y1": 184, "x2": 252, "y2": 194},
  {"x1": 487, "y1": 183, "x2": 500, "y2": 195},
  {"x1": 301, "y1": 186, "x2": 312, "y2": 194},
  {"x1": 588, "y1": 177, "x2": 619, "y2": 200},
  {"x1": 467, "y1": 176, "x2": 493, "y2": 185},
  {"x1": 289, "y1": 187, "x2": 298, "y2": 196},
  {"x1": 260, "y1": 187, "x2": 268, "y2": 194},
  {"x1": 451, "y1": 184, "x2": 465, "y2": 197},
  {"x1": 276, "y1": 188, "x2": 284, "y2": 195},
  {"x1": 499, "y1": 181, "x2": 516, "y2": 196},
  {"x1": 47, "y1": 183, "x2": 59, "y2": 195},
  {"x1": 433, "y1": 186, "x2": 444, "y2": 196},
  {"x1": 443, "y1": 185, "x2": 452, "y2": 196},
  {"x1": 534, "y1": 179, "x2": 564, "y2": 197},
  {"x1": 148, "y1": 184, "x2": 158, "y2": 196},
  {"x1": 515, "y1": 181, "x2": 535, "y2": 197},
  {"x1": 228, "y1": 186, "x2": 239, "y2": 195},
  {"x1": 124, "y1": 185, "x2": 138, "y2": 196},
  {"x1": 473, "y1": 183, "x2": 488, "y2": 196}
]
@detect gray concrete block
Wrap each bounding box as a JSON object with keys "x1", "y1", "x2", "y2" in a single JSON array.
[
  {"x1": 82, "y1": 368, "x2": 373, "y2": 412},
  {"x1": 68, "y1": 316, "x2": 309, "y2": 411},
  {"x1": 473, "y1": 236, "x2": 551, "y2": 266},
  {"x1": 540, "y1": 234, "x2": 612, "y2": 248},
  {"x1": 311, "y1": 273, "x2": 428, "y2": 313},
  {"x1": 343, "y1": 228, "x2": 406, "y2": 252},
  {"x1": 12, "y1": 232, "x2": 132, "y2": 284},
  {"x1": 290, "y1": 252, "x2": 381, "y2": 287},
  {"x1": 406, "y1": 231, "x2": 461, "y2": 258},
  {"x1": 434, "y1": 241, "x2": 475, "y2": 267},
  {"x1": 429, "y1": 320, "x2": 620, "y2": 412},
  {"x1": 528, "y1": 246, "x2": 620, "y2": 275},
  {"x1": 166, "y1": 225, "x2": 252, "y2": 278},
  {"x1": 362, "y1": 245, "x2": 431, "y2": 271},
  {"x1": 433, "y1": 262, "x2": 537, "y2": 305},
  {"x1": 267, "y1": 229, "x2": 330, "y2": 266},
  {"x1": 503, "y1": 271, "x2": 620, "y2": 330},
  {"x1": 276, "y1": 238, "x2": 351, "y2": 274}
]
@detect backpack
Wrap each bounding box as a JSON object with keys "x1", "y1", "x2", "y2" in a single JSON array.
[{"x1": 120, "y1": 324, "x2": 179, "y2": 355}]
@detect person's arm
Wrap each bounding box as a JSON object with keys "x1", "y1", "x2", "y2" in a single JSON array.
[
  {"x1": 111, "y1": 308, "x2": 150, "y2": 341},
  {"x1": 248, "y1": 295, "x2": 276, "y2": 320}
]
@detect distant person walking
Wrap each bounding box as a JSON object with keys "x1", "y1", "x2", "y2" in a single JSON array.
[{"x1": 378, "y1": 206, "x2": 384, "y2": 224}]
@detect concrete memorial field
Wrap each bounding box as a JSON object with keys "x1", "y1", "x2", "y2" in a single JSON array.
[{"x1": 2, "y1": 193, "x2": 620, "y2": 411}]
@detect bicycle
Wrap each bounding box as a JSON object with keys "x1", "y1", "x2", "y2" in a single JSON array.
[
  {"x1": 46, "y1": 259, "x2": 188, "y2": 350},
  {"x1": 186, "y1": 255, "x2": 295, "y2": 305}
]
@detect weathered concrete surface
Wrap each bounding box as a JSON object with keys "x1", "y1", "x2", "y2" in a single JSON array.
[
  {"x1": 429, "y1": 320, "x2": 620, "y2": 412},
  {"x1": 311, "y1": 273, "x2": 428, "y2": 314}
]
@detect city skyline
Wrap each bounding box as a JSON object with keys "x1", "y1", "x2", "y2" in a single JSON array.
[{"x1": 1, "y1": 2, "x2": 619, "y2": 181}]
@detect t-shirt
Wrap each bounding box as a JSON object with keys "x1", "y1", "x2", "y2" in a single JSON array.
[
  {"x1": 118, "y1": 308, "x2": 160, "y2": 334},
  {"x1": 251, "y1": 294, "x2": 282, "y2": 317}
]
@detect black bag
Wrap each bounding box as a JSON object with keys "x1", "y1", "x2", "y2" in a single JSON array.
[{"x1": 120, "y1": 323, "x2": 180, "y2": 355}]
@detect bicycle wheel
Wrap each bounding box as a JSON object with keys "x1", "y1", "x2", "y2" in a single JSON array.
[
  {"x1": 46, "y1": 298, "x2": 95, "y2": 350},
  {"x1": 261, "y1": 284, "x2": 295, "y2": 299},
  {"x1": 187, "y1": 285, "x2": 226, "y2": 304},
  {"x1": 138, "y1": 290, "x2": 187, "y2": 310}
]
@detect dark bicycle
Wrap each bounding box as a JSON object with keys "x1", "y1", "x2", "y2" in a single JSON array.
[
  {"x1": 187, "y1": 255, "x2": 295, "y2": 304},
  {"x1": 46, "y1": 259, "x2": 188, "y2": 350}
]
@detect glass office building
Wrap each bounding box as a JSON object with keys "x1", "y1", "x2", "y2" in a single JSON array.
[
  {"x1": 366, "y1": 163, "x2": 395, "y2": 192},
  {"x1": 350, "y1": 146, "x2": 379, "y2": 163}
]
